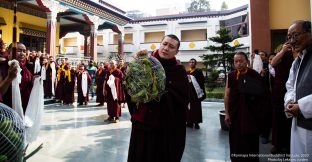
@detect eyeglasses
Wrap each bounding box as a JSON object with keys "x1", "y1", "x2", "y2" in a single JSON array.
[{"x1": 286, "y1": 32, "x2": 307, "y2": 41}]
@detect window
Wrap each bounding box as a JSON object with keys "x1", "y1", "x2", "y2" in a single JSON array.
[
  {"x1": 181, "y1": 29, "x2": 207, "y2": 41},
  {"x1": 124, "y1": 33, "x2": 133, "y2": 44},
  {"x1": 220, "y1": 14, "x2": 249, "y2": 38},
  {"x1": 144, "y1": 31, "x2": 165, "y2": 43},
  {"x1": 113, "y1": 34, "x2": 118, "y2": 44},
  {"x1": 97, "y1": 35, "x2": 104, "y2": 45},
  {"x1": 63, "y1": 38, "x2": 77, "y2": 46},
  {"x1": 20, "y1": 34, "x2": 45, "y2": 52}
]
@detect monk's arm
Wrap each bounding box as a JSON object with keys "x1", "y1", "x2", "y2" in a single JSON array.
[{"x1": 224, "y1": 77, "x2": 231, "y2": 126}]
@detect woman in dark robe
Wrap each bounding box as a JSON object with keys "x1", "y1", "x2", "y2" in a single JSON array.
[
  {"x1": 104, "y1": 60, "x2": 124, "y2": 122},
  {"x1": 77, "y1": 64, "x2": 91, "y2": 105},
  {"x1": 95, "y1": 62, "x2": 107, "y2": 106},
  {"x1": 127, "y1": 35, "x2": 189, "y2": 162},
  {"x1": 63, "y1": 63, "x2": 76, "y2": 105},
  {"x1": 186, "y1": 58, "x2": 206, "y2": 129},
  {"x1": 224, "y1": 52, "x2": 268, "y2": 162}
]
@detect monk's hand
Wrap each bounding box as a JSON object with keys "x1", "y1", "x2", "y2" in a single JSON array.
[
  {"x1": 281, "y1": 42, "x2": 292, "y2": 53},
  {"x1": 7, "y1": 62, "x2": 18, "y2": 81},
  {"x1": 225, "y1": 114, "x2": 231, "y2": 127},
  {"x1": 287, "y1": 103, "x2": 301, "y2": 117},
  {"x1": 285, "y1": 101, "x2": 294, "y2": 118}
]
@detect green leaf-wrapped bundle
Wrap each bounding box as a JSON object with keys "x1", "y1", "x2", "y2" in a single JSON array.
[
  {"x1": 0, "y1": 103, "x2": 25, "y2": 162},
  {"x1": 124, "y1": 50, "x2": 166, "y2": 105}
]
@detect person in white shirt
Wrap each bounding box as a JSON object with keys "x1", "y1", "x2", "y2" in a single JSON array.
[{"x1": 284, "y1": 20, "x2": 312, "y2": 162}]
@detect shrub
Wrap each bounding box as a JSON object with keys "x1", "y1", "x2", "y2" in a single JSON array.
[{"x1": 206, "y1": 92, "x2": 224, "y2": 99}]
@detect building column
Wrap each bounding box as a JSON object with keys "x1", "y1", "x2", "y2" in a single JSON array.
[
  {"x1": 310, "y1": 0, "x2": 312, "y2": 26},
  {"x1": 249, "y1": 0, "x2": 270, "y2": 53},
  {"x1": 90, "y1": 25, "x2": 98, "y2": 62},
  {"x1": 36, "y1": 0, "x2": 67, "y2": 60},
  {"x1": 46, "y1": 11, "x2": 57, "y2": 59},
  {"x1": 84, "y1": 35, "x2": 88, "y2": 57},
  {"x1": 118, "y1": 33, "x2": 124, "y2": 59}
]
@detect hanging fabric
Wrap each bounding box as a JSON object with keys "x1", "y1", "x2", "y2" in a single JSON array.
[
  {"x1": 25, "y1": 77, "x2": 44, "y2": 143},
  {"x1": 8, "y1": 60, "x2": 24, "y2": 120},
  {"x1": 82, "y1": 72, "x2": 88, "y2": 97}
]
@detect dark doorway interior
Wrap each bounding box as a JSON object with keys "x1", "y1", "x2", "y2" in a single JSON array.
[
  {"x1": 20, "y1": 34, "x2": 45, "y2": 52},
  {"x1": 271, "y1": 29, "x2": 288, "y2": 53}
]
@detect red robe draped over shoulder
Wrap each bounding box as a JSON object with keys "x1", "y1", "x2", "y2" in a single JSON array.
[
  {"x1": 105, "y1": 69, "x2": 124, "y2": 117},
  {"x1": 186, "y1": 68, "x2": 206, "y2": 124},
  {"x1": 127, "y1": 50, "x2": 189, "y2": 162},
  {"x1": 95, "y1": 68, "x2": 107, "y2": 104},
  {"x1": 77, "y1": 70, "x2": 91, "y2": 104}
]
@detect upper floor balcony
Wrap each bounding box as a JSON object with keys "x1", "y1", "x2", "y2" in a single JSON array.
[
  {"x1": 139, "y1": 42, "x2": 161, "y2": 52},
  {"x1": 179, "y1": 41, "x2": 208, "y2": 51},
  {"x1": 108, "y1": 43, "x2": 135, "y2": 53}
]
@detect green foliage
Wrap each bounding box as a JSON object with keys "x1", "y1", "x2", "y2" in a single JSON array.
[
  {"x1": 201, "y1": 28, "x2": 243, "y2": 85},
  {"x1": 188, "y1": 0, "x2": 210, "y2": 12},
  {"x1": 205, "y1": 69, "x2": 220, "y2": 92},
  {"x1": 206, "y1": 92, "x2": 224, "y2": 99},
  {"x1": 0, "y1": 155, "x2": 8, "y2": 162}
]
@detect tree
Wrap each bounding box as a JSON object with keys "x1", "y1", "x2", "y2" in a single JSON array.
[
  {"x1": 188, "y1": 0, "x2": 210, "y2": 12},
  {"x1": 221, "y1": 1, "x2": 228, "y2": 11},
  {"x1": 201, "y1": 28, "x2": 242, "y2": 85}
]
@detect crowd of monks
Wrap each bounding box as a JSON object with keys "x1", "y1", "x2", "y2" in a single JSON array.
[
  {"x1": 43, "y1": 56, "x2": 128, "y2": 123},
  {"x1": 0, "y1": 39, "x2": 130, "y2": 123}
]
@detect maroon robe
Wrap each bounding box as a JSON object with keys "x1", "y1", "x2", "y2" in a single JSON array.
[
  {"x1": 119, "y1": 65, "x2": 127, "y2": 103},
  {"x1": 271, "y1": 51, "x2": 293, "y2": 153},
  {"x1": 19, "y1": 60, "x2": 33, "y2": 112},
  {"x1": 0, "y1": 58, "x2": 11, "y2": 107},
  {"x1": 95, "y1": 68, "x2": 107, "y2": 104},
  {"x1": 77, "y1": 70, "x2": 91, "y2": 104},
  {"x1": 26, "y1": 56, "x2": 35, "y2": 75},
  {"x1": 228, "y1": 68, "x2": 268, "y2": 162},
  {"x1": 127, "y1": 50, "x2": 189, "y2": 162},
  {"x1": 44, "y1": 62, "x2": 53, "y2": 98},
  {"x1": 55, "y1": 64, "x2": 66, "y2": 101},
  {"x1": 105, "y1": 69, "x2": 123, "y2": 118},
  {"x1": 63, "y1": 68, "x2": 76, "y2": 104},
  {"x1": 186, "y1": 68, "x2": 206, "y2": 124}
]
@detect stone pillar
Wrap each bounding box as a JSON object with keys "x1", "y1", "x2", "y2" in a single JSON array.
[
  {"x1": 311, "y1": 0, "x2": 312, "y2": 28},
  {"x1": 37, "y1": 0, "x2": 67, "y2": 60},
  {"x1": 249, "y1": 0, "x2": 270, "y2": 53},
  {"x1": 46, "y1": 11, "x2": 57, "y2": 59},
  {"x1": 90, "y1": 25, "x2": 98, "y2": 62},
  {"x1": 84, "y1": 35, "x2": 88, "y2": 57},
  {"x1": 117, "y1": 33, "x2": 124, "y2": 59}
]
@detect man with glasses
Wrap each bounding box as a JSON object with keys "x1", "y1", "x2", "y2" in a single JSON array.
[{"x1": 284, "y1": 20, "x2": 312, "y2": 161}]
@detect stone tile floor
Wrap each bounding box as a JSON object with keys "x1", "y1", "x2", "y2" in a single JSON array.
[{"x1": 27, "y1": 100, "x2": 273, "y2": 162}]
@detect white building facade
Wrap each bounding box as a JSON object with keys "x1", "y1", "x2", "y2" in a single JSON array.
[{"x1": 60, "y1": 5, "x2": 250, "y2": 67}]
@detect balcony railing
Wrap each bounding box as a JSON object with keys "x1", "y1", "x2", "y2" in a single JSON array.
[
  {"x1": 108, "y1": 44, "x2": 118, "y2": 52},
  {"x1": 140, "y1": 42, "x2": 161, "y2": 52},
  {"x1": 64, "y1": 46, "x2": 78, "y2": 54},
  {"x1": 108, "y1": 44, "x2": 136, "y2": 53},
  {"x1": 124, "y1": 44, "x2": 134, "y2": 52},
  {"x1": 97, "y1": 45, "x2": 104, "y2": 54},
  {"x1": 179, "y1": 41, "x2": 208, "y2": 51}
]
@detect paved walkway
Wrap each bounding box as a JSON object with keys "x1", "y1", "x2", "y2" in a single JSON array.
[{"x1": 27, "y1": 100, "x2": 272, "y2": 162}]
